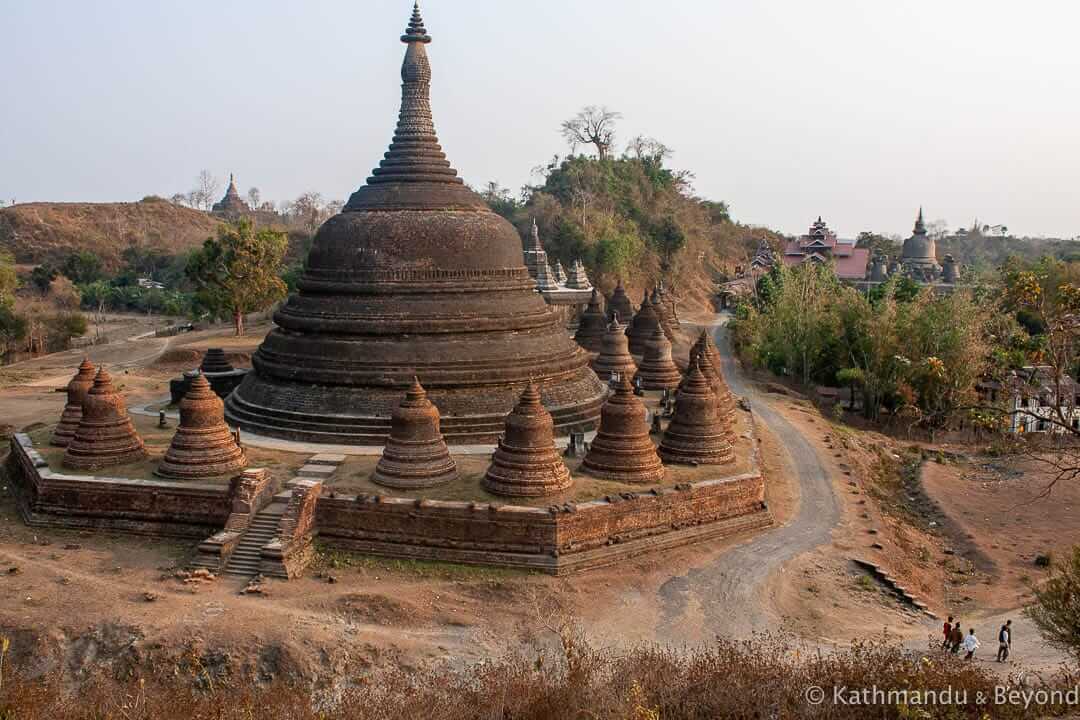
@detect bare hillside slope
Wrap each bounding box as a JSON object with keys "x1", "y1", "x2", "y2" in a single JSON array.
[{"x1": 0, "y1": 198, "x2": 222, "y2": 271}]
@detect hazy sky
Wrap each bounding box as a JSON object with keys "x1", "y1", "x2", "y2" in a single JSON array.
[{"x1": 2, "y1": 0, "x2": 1078, "y2": 238}]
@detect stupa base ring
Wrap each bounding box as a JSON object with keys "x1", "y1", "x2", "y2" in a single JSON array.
[{"x1": 225, "y1": 374, "x2": 604, "y2": 446}]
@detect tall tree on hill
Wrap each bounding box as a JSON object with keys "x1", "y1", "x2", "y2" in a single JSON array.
[
  {"x1": 189, "y1": 170, "x2": 220, "y2": 211},
  {"x1": 60, "y1": 250, "x2": 103, "y2": 284},
  {"x1": 560, "y1": 106, "x2": 621, "y2": 160},
  {"x1": 0, "y1": 251, "x2": 17, "y2": 307},
  {"x1": 186, "y1": 219, "x2": 288, "y2": 336}
]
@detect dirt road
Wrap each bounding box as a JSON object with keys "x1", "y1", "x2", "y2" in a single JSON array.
[{"x1": 652, "y1": 320, "x2": 841, "y2": 643}]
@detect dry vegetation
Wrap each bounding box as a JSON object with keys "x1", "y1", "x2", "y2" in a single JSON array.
[
  {"x1": 0, "y1": 633, "x2": 1071, "y2": 719},
  {"x1": 0, "y1": 199, "x2": 222, "y2": 272}
]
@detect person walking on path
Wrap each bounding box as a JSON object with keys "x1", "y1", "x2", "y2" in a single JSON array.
[
  {"x1": 949, "y1": 622, "x2": 964, "y2": 654},
  {"x1": 942, "y1": 616, "x2": 954, "y2": 650},
  {"x1": 963, "y1": 628, "x2": 980, "y2": 661},
  {"x1": 997, "y1": 620, "x2": 1012, "y2": 662}
]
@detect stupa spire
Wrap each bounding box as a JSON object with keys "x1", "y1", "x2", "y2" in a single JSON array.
[
  {"x1": 914, "y1": 207, "x2": 927, "y2": 234},
  {"x1": 356, "y1": 1, "x2": 460, "y2": 196},
  {"x1": 527, "y1": 218, "x2": 543, "y2": 252},
  {"x1": 402, "y1": 2, "x2": 431, "y2": 43}
]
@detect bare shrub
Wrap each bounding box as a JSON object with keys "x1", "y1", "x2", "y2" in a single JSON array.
[{"x1": 0, "y1": 633, "x2": 1069, "y2": 719}]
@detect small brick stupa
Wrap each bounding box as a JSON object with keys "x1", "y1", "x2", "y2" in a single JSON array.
[
  {"x1": 608, "y1": 279, "x2": 635, "y2": 322},
  {"x1": 582, "y1": 374, "x2": 665, "y2": 483},
  {"x1": 650, "y1": 288, "x2": 676, "y2": 340},
  {"x1": 157, "y1": 373, "x2": 247, "y2": 480},
  {"x1": 50, "y1": 358, "x2": 96, "y2": 447},
  {"x1": 625, "y1": 292, "x2": 662, "y2": 356},
  {"x1": 565, "y1": 259, "x2": 592, "y2": 290},
  {"x1": 691, "y1": 331, "x2": 737, "y2": 414},
  {"x1": 200, "y1": 348, "x2": 234, "y2": 374},
  {"x1": 694, "y1": 351, "x2": 737, "y2": 442},
  {"x1": 373, "y1": 378, "x2": 459, "y2": 489},
  {"x1": 573, "y1": 289, "x2": 608, "y2": 353},
  {"x1": 483, "y1": 383, "x2": 571, "y2": 498},
  {"x1": 554, "y1": 261, "x2": 567, "y2": 285},
  {"x1": 658, "y1": 361, "x2": 734, "y2": 466},
  {"x1": 591, "y1": 316, "x2": 638, "y2": 382},
  {"x1": 635, "y1": 327, "x2": 682, "y2": 391},
  {"x1": 63, "y1": 368, "x2": 147, "y2": 470},
  {"x1": 656, "y1": 281, "x2": 679, "y2": 326}
]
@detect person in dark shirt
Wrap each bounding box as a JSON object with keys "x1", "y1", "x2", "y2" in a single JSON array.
[
  {"x1": 997, "y1": 620, "x2": 1013, "y2": 662},
  {"x1": 949, "y1": 622, "x2": 965, "y2": 653}
]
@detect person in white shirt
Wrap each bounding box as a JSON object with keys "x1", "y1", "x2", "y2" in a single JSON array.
[{"x1": 963, "y1": 629, "x2": 980, "y2": 661}]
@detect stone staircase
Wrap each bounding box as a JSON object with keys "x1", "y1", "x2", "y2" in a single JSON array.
[
  {"x1": 223, "y1": 502, "x2": 286, "y2": 577},
  {"x1": 853, "y1": 558, "x2": 937, "y2": 619}
]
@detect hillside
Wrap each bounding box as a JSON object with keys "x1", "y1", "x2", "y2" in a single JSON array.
[
  {"x1": 0, "y1": 198, "x2": 223, "y2": 271},
  {"x1": 485, "y1": 151, "x2": 782, "y2": 313}
]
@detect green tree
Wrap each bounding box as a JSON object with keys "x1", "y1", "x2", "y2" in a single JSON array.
[
  {"x1": 478, "y1": 182, "x2": 520, "y2": 220},
  {"x1": 61, "y1": 250, "x2": 103, "y2": 284},
  {"x1": 30, "y1": 264, "x2": 58, "y2": 294},
  {"x1": 0, "y1": 251, "x2": 17, "y2": 308},
  {"x1": 834, "y1": 283, "x2": 904, "y2": 421},
  {"x1": 1027, "y1": 546, "x2": 1080, "y2": 664},
  {"x1": 755, "y1": 263, "x2": 841, "y2": 385},
  {"x1": 835, "y1": 367, "x2": 864, "y2": 411},
  {"x1": 186, "y1": 219, "x2": 288, "y2": 336},
  {"x1": 900, "y1": 289, "x2": 990, "y2": 431}
]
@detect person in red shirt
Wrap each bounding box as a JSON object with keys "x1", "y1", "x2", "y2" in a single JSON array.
[{"x1": 942, "y1": 616, "x2": 954, "y2": 650}]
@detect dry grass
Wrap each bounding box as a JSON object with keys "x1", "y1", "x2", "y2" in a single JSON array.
[
  {"x1": 0, "y1": 633, "x2": 1068, "y2": 719},
  {"x1": 0, "y1": 201, "x2": 222, "y2": 271}
]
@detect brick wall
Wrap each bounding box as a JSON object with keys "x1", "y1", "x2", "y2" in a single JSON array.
[
  {"x1": 315, "y1": 471, "x2": 768, "y2": 574},
  {"x1": 8, "y1": 435, "x2": 230, "y2": 538}
]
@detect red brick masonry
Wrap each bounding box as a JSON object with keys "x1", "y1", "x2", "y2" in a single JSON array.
[{"x1": 8, "y1": 430, "x2": 772, "y2": 575}]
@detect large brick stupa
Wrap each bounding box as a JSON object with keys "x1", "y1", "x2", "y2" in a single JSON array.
[{"x1": 225, "y1": 4, "x2": 605, "y2": 445}]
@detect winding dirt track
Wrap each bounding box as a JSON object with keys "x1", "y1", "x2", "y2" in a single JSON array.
[{"x1": 654, "y1": 320, "x2": 841, "y2": 643}]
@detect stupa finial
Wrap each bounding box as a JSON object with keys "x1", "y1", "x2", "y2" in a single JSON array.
[
  {"x1": 349, "y1": 0, "x2": 461, "y2": 201},
  {"x1": 402, "y1": 2, "x2": 432, "y2": 44},
  {"x1": 914, "y1": 207, "x2": 927, "y2": 234}
]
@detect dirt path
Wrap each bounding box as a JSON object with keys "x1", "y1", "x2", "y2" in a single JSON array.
[{"x1": 648, "y1": 319, "x2": 841, "y2": 643}]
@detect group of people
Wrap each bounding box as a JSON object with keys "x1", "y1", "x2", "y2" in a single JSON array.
[{"x1": 941, "y1": 617, "x2": 1013, "y2": 662}]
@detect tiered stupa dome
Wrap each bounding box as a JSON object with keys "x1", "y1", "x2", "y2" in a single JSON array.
[
  {"x1": 483, "y1": 383, "x2": 572, "y2": 498},
  {"x1": 582, "y1": 375, "x2": 665, "y2": 483},
  {"x1": 693, "y1": 350, "x2": 737, "y2": 443},
  {"x1": 658, "y1": 362, "x2": 734, "y2": 466},
  {"x1": 691, "y1": 331, "x2": 737, "y2": 413},
  {"x1": 574, "y1": 289, "x2": 608, "y2": 353},
  {"x1": 211, "y1": 174, "x2": 251, "y2": 218},
  {"x1": 591, "y1": 317, "x2": 638, "y2": 382},
  {"x1": 901, "y1": 208, "x2": 941, "y2": 276},
  {"x1": 200, "y1": 348, "x2": 234, "y2": 374},
  {"x1": 650, "y1": 288, "x2": 676, "y2": 340},
  {"x1": 565, "y1": 260, "x2": 592, "y2": 290},
  {"x1": 625, "y1": 293, "x2": 662, "y2": 356},
  {"x1": 373, "y1": 378, "x2": 459, "y2": 489},
  {"x1": 51, "y1": 358, "x2": 96, "y2": 447},
  {"x1": 225, "y1": 4, "x2": 605, "y2": 445},
  {"x1": 608, "y1": 280, "x2": 635, "y2": 322},
  {"x1": 157, "y1": 373, "x2": 247, "y2": 480},
  {"x1": 634, "y1": 328, "x2": 682, "y2": 391},
  {"x1": 63, "y1": 368, "x2": 147, "y2": 470}
]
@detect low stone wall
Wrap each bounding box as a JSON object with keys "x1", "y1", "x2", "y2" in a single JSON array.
[
  {"x1": 316, "y1": 470, "x2": 769, "y2": 575},
  {"x1": 261, "y1": 479, "x2": 322, "y2": 579},
  {"x1": 193, "y1": 469, "x2": 278, "y2": 571},
  {"x1": 7, "y1": 427, "x2": 773, "y2": 575},
  {"x1": 7, "y1": 434, "x2": 231, "y2": 538}
]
